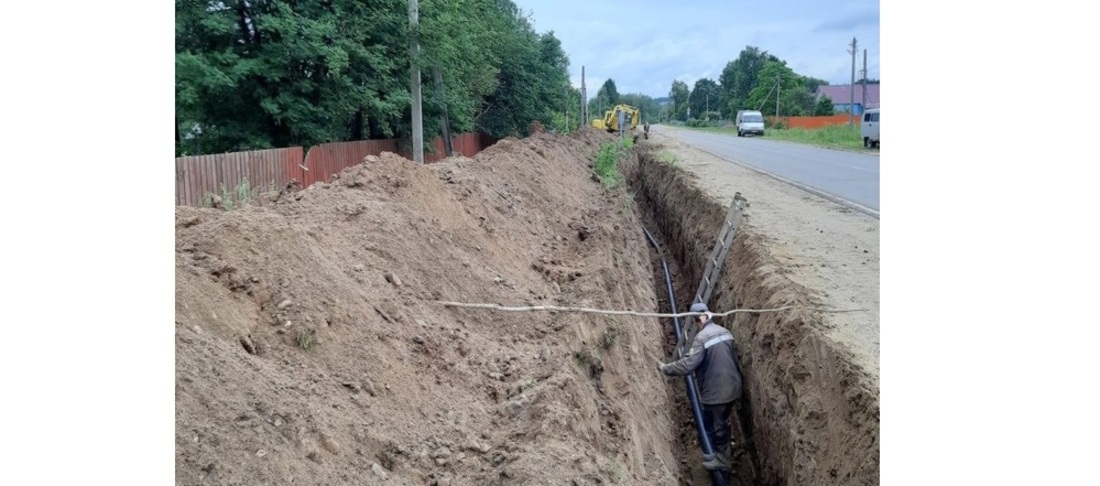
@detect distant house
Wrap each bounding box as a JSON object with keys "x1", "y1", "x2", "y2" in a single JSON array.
[{"x1": 815, "y1": 84, "x2": 879, "y2": 115}]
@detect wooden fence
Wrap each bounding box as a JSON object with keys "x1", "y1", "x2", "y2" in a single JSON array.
[{"x1": 175, "y1": 132, "x2": 497, "y2": 206}]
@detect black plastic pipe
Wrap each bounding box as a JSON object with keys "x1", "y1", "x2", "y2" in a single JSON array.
[{"x1": 642, "y1": 226, "x2": 728, "y2": 486}]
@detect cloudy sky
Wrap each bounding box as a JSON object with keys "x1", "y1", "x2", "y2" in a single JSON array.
[{"x1": 512, "y1": 0, "x2": 880, "y2": 100}]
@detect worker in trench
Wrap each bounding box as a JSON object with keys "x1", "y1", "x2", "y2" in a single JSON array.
[{"x1": 657, "y1": 302, "x2": 743, "y2": 473}]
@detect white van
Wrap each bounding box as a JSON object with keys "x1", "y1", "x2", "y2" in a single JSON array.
[
  {"x1": 735, "y1": 110, "x2": 765, "y2": 137},
  {"x1": 860, "y1": 108, "x2": 879, "y2": 148}
]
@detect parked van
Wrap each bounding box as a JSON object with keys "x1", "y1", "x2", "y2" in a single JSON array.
[
  {"x1": 860, "y1": 108, "x2": 879, "y2": 148},
  {"x1": 735, "y1": 110, "x2": 765, "y2": 137}
]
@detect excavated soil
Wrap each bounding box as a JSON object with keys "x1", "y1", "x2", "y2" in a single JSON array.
[{"x1": 175, "y1": 128, "x2": 686, "y2": 485}]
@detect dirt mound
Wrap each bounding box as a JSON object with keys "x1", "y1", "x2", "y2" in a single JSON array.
[{"x1": 175, "y1": 128, "x2": 684, "y2": 484}]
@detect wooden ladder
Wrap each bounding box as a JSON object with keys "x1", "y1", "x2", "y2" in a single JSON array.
[
  {"x1": 682, "y1": 192, "x2": 749, "y2": 353},
  {"x1": 694, "y1": 192, "x2": 749, "y2": 306}
]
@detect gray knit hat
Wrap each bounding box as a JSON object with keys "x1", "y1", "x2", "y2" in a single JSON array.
[{"x1": 690, "y1": 302, "x2": 709, "y2": 313}]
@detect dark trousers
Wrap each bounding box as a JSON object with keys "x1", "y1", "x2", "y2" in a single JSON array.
[{"x1": 703, "y1": 401, "x2": 734, "y2": 451}]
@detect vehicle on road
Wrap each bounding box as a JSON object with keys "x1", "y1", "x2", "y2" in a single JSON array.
[
  {"x1": 860, "y1": 108, "x2": 879, "y2": 148},
  {"x1": 735, "y1": 110, "x2": 765, "y2": 137}
]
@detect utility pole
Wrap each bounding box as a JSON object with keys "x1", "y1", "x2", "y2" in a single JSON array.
[
  {"x1": 776, "y1": 74, "x2": 780, "y2": 121},
  {"x1": 409, "y1": 0, "x2": 424, "y2": 163},
  {"x1": 581, "y1": 66, "x2": 587, "y2": 125},
  {"x1": 848, "y1": 37, "x2": 857, "y2": 128},
  {"x1": 862, "y1": 49, "x2": 868, "y2": 115}
]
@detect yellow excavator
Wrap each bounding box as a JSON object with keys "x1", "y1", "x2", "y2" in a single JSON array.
[{"x1": 591, "y1": 104, "x2": 641, "y2": 133}]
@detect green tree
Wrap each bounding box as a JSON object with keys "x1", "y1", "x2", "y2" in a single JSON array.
[
  {"x1": 717, "y1": 46, "x2": 779, "y2": 115},
  {"x1": 599, "y1": 79, "x2": 620, "y2": 105},
  {"x1": 801, "y1": 76, "x2": 829, "y2": 96},
  {"x1": 175, "y1": 0, "x2": 574, "y2": 154},
  {"x1": 688, "y1": 78, "x2": 720, "y2": 121},
  {"x1": 619, "y1": 93, "x2": 662, "y2": 124},
  {"x1": 418, "y1": 0, "x2": 504, "y2": 138},
  {"x1": 471, "y1": 1, "x2": 571, "y2": 138},
  {"x1": 176, "y1": 0, "x2": 412, "y2": 154},
  {"x1": 814, "y1": 95, "x2": 835, "y2": 116},
  {"x1": 659, "y1": 101, "x2": 674, "y2": 122},
  {"x1": 587, "y1": 77, "x2": 623, "y2": 122},
  {"x1": 550, "y1": 85, "x2": 583, "y2": 132},
  {"x1": 669, "y1": 80, "x2": 690, "y2": 121},
  {"x1": 746, "y1": 60, "x2": 815, "y2": 116}
]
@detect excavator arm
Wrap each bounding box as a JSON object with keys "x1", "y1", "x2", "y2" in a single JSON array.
[{"x1": 591, "y1": 104, "x2": 641, "y2": 133}]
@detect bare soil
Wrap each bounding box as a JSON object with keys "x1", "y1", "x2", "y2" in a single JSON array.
[{"x1": 175, "y1": 128, "x2": 685, "y2": 485}]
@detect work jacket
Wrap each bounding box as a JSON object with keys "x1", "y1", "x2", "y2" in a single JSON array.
[{"x1": 662, "y1": 319, "x2": 743, "y2": 405}]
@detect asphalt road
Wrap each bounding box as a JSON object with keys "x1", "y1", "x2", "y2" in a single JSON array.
[{"x1": 655, "y1": 125, "x2": 880, "y2": 215}]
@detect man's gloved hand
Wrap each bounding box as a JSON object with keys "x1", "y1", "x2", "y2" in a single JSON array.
[{"x1": 656, "y1": 360, "x2": 667, "y2": 374}]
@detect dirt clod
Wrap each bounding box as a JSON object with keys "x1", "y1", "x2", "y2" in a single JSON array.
[
  {"x1": 372, "y1": 463, "x2": 389, "y2": 479},
  {"x1": 321, "y1": 435, "x2": 341, "y2": 455}
]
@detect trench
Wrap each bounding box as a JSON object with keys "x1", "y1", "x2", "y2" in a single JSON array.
[
  {"x1": 638, "y1": 219, "x2": 746, "y2": 486},
  {"x1": 623, "y1": 145, "x2": 880, "y2": 486}
]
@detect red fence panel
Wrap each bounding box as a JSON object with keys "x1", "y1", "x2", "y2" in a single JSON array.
[
  {"x1": 767, "y1": 115, "x2": 853, "y2": 129},
  {"x1": 175, "y1": 147, "x2": 302, "y2": 206},
  {"x1": 424, "y1": 137, "x2": 445, "y2": 163},
  {"x1": 176, "y1": 134, "x2": 497, "y2": 206},
  {"x1": 302, "y1": 139, "x2": 402, "y2": 185},
  {"x1": 452, "y1": 134, "x2": 468, "y2": 158},
  {"x1": 286, "y1": 149, "x2": 304, "y2": 187}
]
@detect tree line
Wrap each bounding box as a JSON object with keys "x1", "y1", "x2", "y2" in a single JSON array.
[
  {"x1": 584, "y1": 78, "x2": 665, "y2": 126},
  {"x1": 176, "y1": 0, "x2": 578, "y2": 156},
  {"x1": 662, "y1": 46, "x2": 844, "y2": 123},
  {"x1": 582, "y1": 46, "x2": 869, "y2": 127}
]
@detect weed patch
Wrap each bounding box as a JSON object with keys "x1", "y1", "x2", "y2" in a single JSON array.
[
  {"x1": 201, "y1": 179, "x2": 268, "y2": 211},
  {"x1": 599, "y1": 326, "x2": 621, "y2": 351},
  {"x1": 765, "y1": 125, "x2": 864, "y2": 150},
  {"x1": 573, "y1": 348, "x2": 593, "y2": 367},
  {"x1": 297, "y1": 328, "x2": 315, "y2": 351},
  {"x1": 594, "y1": 138, "x2": 635, "y2": 188},
  {"x1": 686, "y1": 124, "x2": 866, "y2": 151},
  {"x1": 657, "y1": 150, "x2": 678, "y2": 166}
]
